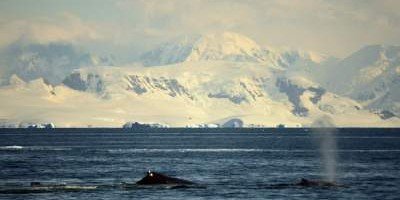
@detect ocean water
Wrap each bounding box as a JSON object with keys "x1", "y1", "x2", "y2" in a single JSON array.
[{"x1": 0, "y1": 130, "x2": 399, "y2": 199}]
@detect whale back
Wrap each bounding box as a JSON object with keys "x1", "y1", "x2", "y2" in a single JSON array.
[
  {"x1": 136, "y1": 171, "x2": 194, "y2": 185},
  {"x1": 297, "y1": 178, "x2": 339, "y2": 187}
]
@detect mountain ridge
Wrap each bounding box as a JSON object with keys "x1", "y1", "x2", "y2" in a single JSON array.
[
  {"x1": 140, "y1": 32, "x2": 329, "y2": 68},
  {"x1": 0, "y1": 32, "x2": 399, "y2": 127}
]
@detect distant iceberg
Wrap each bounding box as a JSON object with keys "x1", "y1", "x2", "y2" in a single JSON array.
[
  {"x1": 122, "y1": 121, "x2": 169, "y2": 129},
  {"x1": 19, "y1": 122, "x2": 56, "y2": 129},
  {"x1": 222, "y1": 118, "x2": 244, "y2": 128}
]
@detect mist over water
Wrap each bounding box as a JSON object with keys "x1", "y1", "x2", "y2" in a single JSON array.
[{"x1": 312, "y1": 116, "x2": 338, "y2": 182}]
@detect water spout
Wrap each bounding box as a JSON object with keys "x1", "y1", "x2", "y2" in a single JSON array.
[{"x1": 312, "y1": 116, "x2": 338, "y2": 182}]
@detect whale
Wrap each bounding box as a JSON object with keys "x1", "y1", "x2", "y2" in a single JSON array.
[
  {"x1": 136, "y1": 171, "x2": 195, "y2": 186},
  {"x1": 295, "y1": 178, "x2": 341, "y2": 187},
  {"x1": 266, "y1": 178, "x2": 345, "y2": 189},
  {"x1": 0, "y1": 172, "x2": 198, "y2": 194},
  {"x1": 0, "y1": 182, "x2": 98, "y2": 194}
]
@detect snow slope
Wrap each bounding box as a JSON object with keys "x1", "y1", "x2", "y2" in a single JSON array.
[
  {"x1": 315, "y1": 45, "x2": 400, "y2": 116},
  {"x1": 0, "y1": 32, "x2": 398, "y2": 127},
  {"x1": 0, "y1": 41, "x2": 114, "y2": 85},
  {"x1": 140, "y1": 32, "x2": 328, "y2": 68},
  {"x1": 1, "y1": 61, "x2": 397, "y2": 127}
]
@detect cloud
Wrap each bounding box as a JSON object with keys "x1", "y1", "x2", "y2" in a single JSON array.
[
  {"x1": 114, "y1": 0, "x2": 400, "y2": 57},
  {"x1": 116, "y1": 0, "x2": 255, "y2": 35},
  {"x1": 1, "y1": 0, "x2": 399, "y2": 58},
  {"x1": 0, "y1": 13, "x2": 102, "y2": 47}
]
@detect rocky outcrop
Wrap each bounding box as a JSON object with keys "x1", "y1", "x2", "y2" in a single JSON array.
[
  {"x1": 126, "y1": 75, "x2": 193, "y2": 99},
  {"x1": 276, "y1": 77, "x2": 326, "y2": 116},
  {"x1": 276, "y1": 78, "x2": 308, "y2": 116},
  {"x1": 62, "y1": 72, "x2": 105, "y2": 93}
]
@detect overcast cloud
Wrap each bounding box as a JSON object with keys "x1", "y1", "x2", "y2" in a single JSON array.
[{"x1": 0, "y1": 0, "x2": 399, "y2": 58}]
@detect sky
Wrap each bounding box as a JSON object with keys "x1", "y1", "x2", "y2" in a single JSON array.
[{"x1": 0, "y1": 0, "x2": 399, "y2": 59}]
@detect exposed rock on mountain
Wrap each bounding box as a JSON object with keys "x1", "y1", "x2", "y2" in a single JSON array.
[{"x1": 0, "y1": 32, "x2": 398, "y2": 127}]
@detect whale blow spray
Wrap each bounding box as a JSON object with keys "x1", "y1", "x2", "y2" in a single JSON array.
[{"x1": 312, "y1": 116, "x2": 338, "y2": 182}]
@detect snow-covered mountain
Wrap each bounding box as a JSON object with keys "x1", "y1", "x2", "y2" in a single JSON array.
[
  {"x1": 140, "y1": 32, "x2": 328, "y2": 68},
  {"x1": 0, "y1": 41, "x2": 114, "y2": 85},
  {"x1": 1, "y1": 61, "x2": 396, "y2": 127},
  {"x1": 0, "y1": 32, "x2": 398, "y2": 127},
  {"x1": 315, "y1": 45, "x2": 400, "y2": 117}
]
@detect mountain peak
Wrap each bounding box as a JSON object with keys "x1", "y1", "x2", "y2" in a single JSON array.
[
  {"x1": 9, "y1": 74, "x2": 25, "y2": 86},
  {"x1": 339, "y1": 44, "x2": 400, "y2": 70},
  {"x1": 196, "y1": 31, "x2": 261, "y2": 52},
  {"x1": 140, "y1": 32, "x2": 268, "y2": 66},
  {"x1": 1, "y1": 41, "x2": 103, "y2": 85},
  {"x1": 185, "y1": 31, "x2": 262, "y2": 62}
]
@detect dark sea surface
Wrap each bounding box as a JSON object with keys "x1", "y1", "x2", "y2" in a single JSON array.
[{"x1": 0, "y1": 129, "x2": 399, "y2": 199}]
